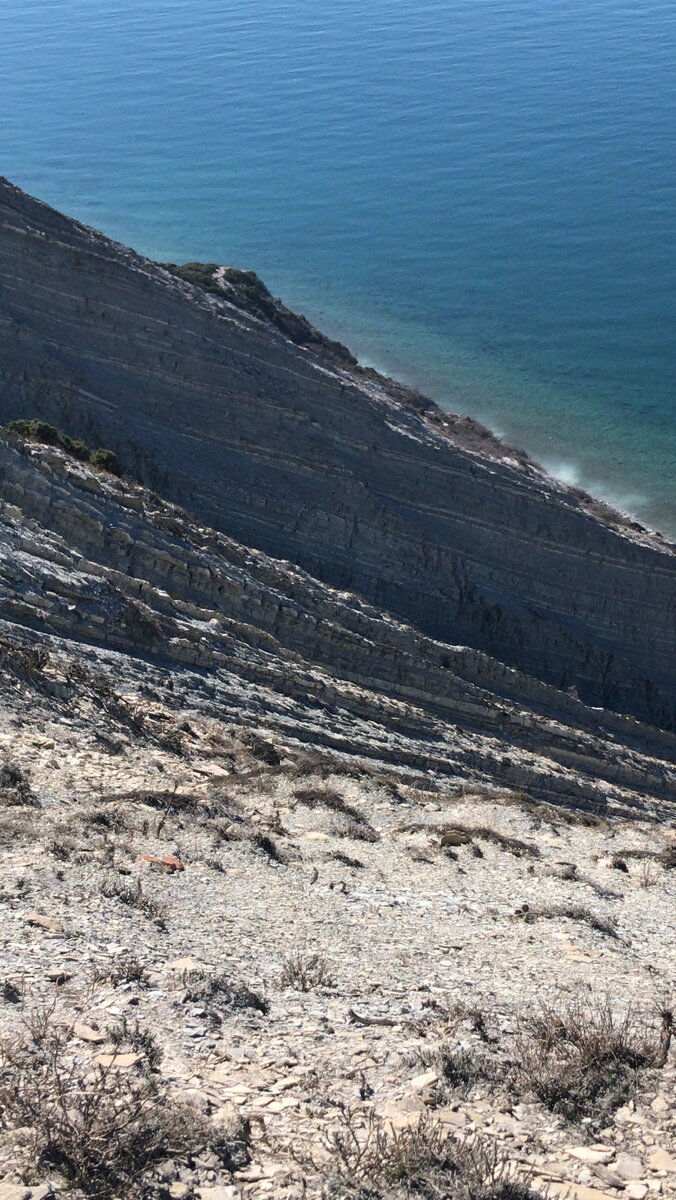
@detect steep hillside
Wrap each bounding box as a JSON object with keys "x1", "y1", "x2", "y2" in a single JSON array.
[
  {"x1": 1, "y1": 178, "x2": 675, "y2": 729},
  {"x1": 0, "y1": 180, "x2": 674, "y2": 1200},
  {"x1": 1, "y1": 437, "x2": 675, "y2": 816},
  {"x1": 0, "y1": 442, "x2": 674, "y2": 1200}
]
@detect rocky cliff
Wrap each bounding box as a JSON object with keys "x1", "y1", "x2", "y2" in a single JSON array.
[
  {"x1": 1, "y1": 435, "x2": 675, "y2": 818},
  {"x1": 0, "y1": 439, "x2": 675, "y2": 1200},
  {"x1": 0, "y1": 180, "x2": 675, "y2": 1200},
  {"x1": 1, "y1": 177, "x2": 674, "y2": 730}
]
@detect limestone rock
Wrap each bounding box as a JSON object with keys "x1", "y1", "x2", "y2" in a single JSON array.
[
  {"x1": 569, "y1": 1147, "x2": 615, "y2": 1165},
  {"x1": 24, "y1": 913, "x2": 63, "y2": 934},
  {"x1": 648, "y1": 1149, "x2": 676, "y2": 1173},
  {"x1": 614, "y1": 1154, "x2": 644, "y2": 1181},
  {"x1": 95, "y1": 1051, "x2": 142, "y2": 1069},
  {"x1": 73, "y1": 1022, "x2": 106, "y2": 1044}
]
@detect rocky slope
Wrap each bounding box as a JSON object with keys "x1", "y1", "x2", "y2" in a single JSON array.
[
  {"x1": 0, "y1": 180, "x2": 674, "y2": 1200},
  {"x1": 1, "y1": 177, "x2": 675, "y2": 730},
  {"x1": 1, "y1": 437, "x2": 675, "y2": 818},
  {"x1": 0, "y1": 591, "x2": 675, "y2": 1200}
]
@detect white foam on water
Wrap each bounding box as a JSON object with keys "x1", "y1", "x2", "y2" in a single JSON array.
[{"x1": 541, "y1": 459, "x2": 582, "y2": 488}]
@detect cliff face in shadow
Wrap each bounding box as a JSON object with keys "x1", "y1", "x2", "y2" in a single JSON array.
[{"x1": 0, "y1": 177, "x2": 674, "y2": 728}]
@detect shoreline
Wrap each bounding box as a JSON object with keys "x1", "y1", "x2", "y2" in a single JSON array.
[
  {"x1": 264, "y1": 287, "x2": 676, "y2": 543},
  {"x1": 2, "y1": 173, "x2": 675, "y2": 732},
  {"x1": 4, "y1": 177, "x2": 674, "y2": 540},
  {"x1": 165, "y1": 257, "x2": 674, "y2": 550}
]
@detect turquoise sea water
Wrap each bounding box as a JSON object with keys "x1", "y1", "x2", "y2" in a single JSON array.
[{"x1": 1, "y1": 0, "x2": 675, "y2": 533}]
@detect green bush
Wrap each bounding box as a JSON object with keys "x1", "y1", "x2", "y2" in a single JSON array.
[
  {"x1": 5, "y1": 418, "x2": 62, "y2": 445},
  {"x1": 4, "y1": 419, "x2": 123, "y2": 477},
  {"x1": 89, "y1": 447, "x2": 123, "y2": 476}
]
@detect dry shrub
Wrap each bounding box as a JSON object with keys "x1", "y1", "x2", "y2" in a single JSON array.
[
  {"x1": 107, "y1": 788, "x2": 209, "y2": 815},
  {"x1": 552, "y1": 864, "x2": 619, "y2": 902},
  {"x1": 250, "y1": 832, "x2": 287, "y2": 863},
  {"x1": 100, "y1": 878, "x2": 167, "y2": 926},
  {"x1": 0, "y1": 636, "x2": 50, "y2": 682},
  {"x1": 408, "y1": 1035, "x2": 498, "y2": 1102},
  {"x1": 435, "y1": 1046, "x2": 498, "y2": 1097},
  {"x1": 0, "y1": 760, "x2": 39, "y2": 807},
  {"x1": 0, "y1": 809, "x2": 41, "y2": 846},
  {"x1": 83, "y1": 808, "x2": 129, "y2": 832},
  {"x1": 209, "y1": 793, "x2": 251, "y2": 842},
  {"x1": 0, "y1": 1011, "x2": 250, "y2": 1196},
  {"x1": 611, "y1": 847, "x2": 655, "y2": 862},
  {"x1": 295, "y1": 787, "x2": 379, "y2": 843},
  {"x1": 280, "y1": 952, "x2": 334, "y2": 993},
  {"x1": 497, "y1": 791, "x2": 605, "y2": 828},
  {"x1": 93, "y1": 956, "x2": 150, "y2": 988},
  {"x1": 180, "y1": 969, "x2": 269, "y2": 1014},
  {"x1": 238, "y1": 731, "x2": 281, "y2": 765},
  {"x1": 302, "y1": 1108, "x2": 534, "y2": 1199},
  {"x1": 332, "y1": 817, "x2": 380, "y2": 843},
  {"x1": 463, "y1": 826, "x2": 539, "y2": 858},
  {"x1": 331, "y1": 850, "x2": 365, "y2": 869},
  {"x1": 295, "y1": 787, "x2": 364, "y2": 822},
  {"x1": 512, "y1": 997, "x2": 673, "y2": 1128},
  {"x1": 637, "y1": 860, "x2": 662, "y2": 889},
  {"x1": 522, "y1": 903, "x2": 619, "y2": 938},
  {"x1": 398, "y1": 821, "x2": 537, "y2": 857},
  {"x1": 1, "y1": 979, "x2": 22, "y2": 1004}
]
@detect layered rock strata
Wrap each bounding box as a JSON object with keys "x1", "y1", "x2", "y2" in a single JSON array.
[
  {"x1": 0, "y1": 178, "x2": 674, "y2": 728},
  {"x1": 1, "y1": 438, "x2": 674, "y2": 819}
]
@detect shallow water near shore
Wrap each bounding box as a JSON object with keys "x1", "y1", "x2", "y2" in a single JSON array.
[{"x1": 1, "y1": 0, "x2": 675, "y2": 534}]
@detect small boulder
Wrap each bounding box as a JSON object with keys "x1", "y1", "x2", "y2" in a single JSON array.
[
  {"x1": 24, "y1": 912, "x2": 64, "y2": 934},
  {"x1": 138, "y1": 853, "x2": 184, "y2": 872},
  {"x1": 73, "y1": 1021, "x2": 106, "y2": 1044},
  {"x1": 613, "y1": 1154, "x2": 643, "y2": 1181},
  {"x1": 440, "y1": 830, "x2": 472, "y2": 848},
  {"x1": 649, "y1": 1148, "x2": 676, "y2": 1173}
]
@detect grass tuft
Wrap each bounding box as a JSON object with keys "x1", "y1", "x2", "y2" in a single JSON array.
[{"x1": 280, "y1": 952, "x2": 334, "y2": 993}]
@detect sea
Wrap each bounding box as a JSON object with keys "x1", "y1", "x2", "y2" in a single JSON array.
[{"x1": 1, "y1": 0, "x2": 675, "y2": 534}]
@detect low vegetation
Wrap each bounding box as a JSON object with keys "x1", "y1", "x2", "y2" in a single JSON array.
[
  {"x1": 407, "y1": 992, "x2": 672, "y2": 1132},
  {"x1": 4, "y1": 418, "x2": 123, "y2": 476},
  {"x1": 100, "y1": 877, "x2": 167, "y2": 927},
  {"x1": 0, "y1": 759, "x2": 39, "y2": 807},
  {"x1": 398, "y1": 821, "x2": 538, "y2": 858},
  {"x1": 521, "y1": 903, "x2": 619, "y2": 938},
  {"x1": 92, "y1": 956, "x2": 150, "y2": 989},
  {"x1": 0, "y1": 1010, "x2": 250, "y2": 1197},
  {"x1": 512, "y1": 997, "x2": 673, "y2": 1128},
  {"x1": 180, "y1": 968, "x2": 269, "y2": 1014},
  {"x1": 280, "y1": 952, "x2": 334, "y2": 993},
  {"x1": 297, "y1": 1108, "x2": 535, "y2": 1200},
  {"x1": 295, "y1": 787, "x2": 380, "y2": 842}
]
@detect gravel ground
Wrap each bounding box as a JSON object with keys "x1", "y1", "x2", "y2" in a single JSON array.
[{"x1": 0, "y1": 701, "x2": 674, "y2": 1200}]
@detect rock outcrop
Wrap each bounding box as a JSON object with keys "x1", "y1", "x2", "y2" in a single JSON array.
[
  {"x1": 1, "y1": 438, "x2": 674, "y2": 818},
  {"x1": 0, "y1": 182, "x2": 675, "y2": 1200},
  {"x1": 0, "y1": 177, "x2": 674, "y2": 729}
]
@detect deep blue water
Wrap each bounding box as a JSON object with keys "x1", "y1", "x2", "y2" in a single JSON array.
[{"x1": 1, "y1": 0, "x2": 675, "y2": 533}]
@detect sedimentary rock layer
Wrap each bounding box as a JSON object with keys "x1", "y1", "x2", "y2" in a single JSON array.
[
  {"x1": 0, "y1": 177, "x2": 674, "y2": 727},
  {"x1": 1, "y1": 438, "x2": 674, "y2": 818}
]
